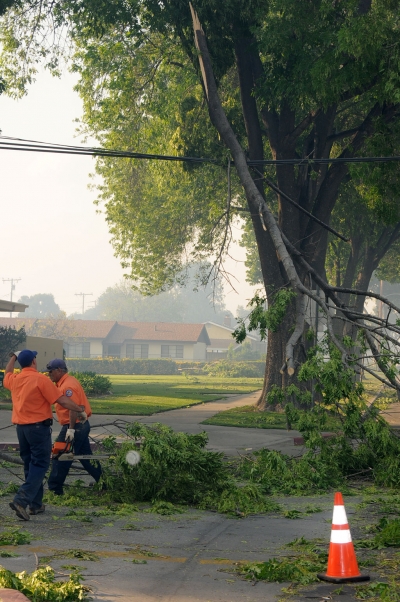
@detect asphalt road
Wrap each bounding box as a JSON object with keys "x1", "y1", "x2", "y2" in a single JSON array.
[{"x1": 0, "y1": 392, "x2": 362, "y2": 601}]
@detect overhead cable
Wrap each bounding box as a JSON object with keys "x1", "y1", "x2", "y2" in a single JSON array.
[
  {"x1": 252, "y1": 167, "x2": 350, "y2": 243},
  {"x1": 0, "y1": 136, "x2": 214, "y2": 163},
  {"x1": 1, "y1": 135, "x2": 400, "y2": 166}
]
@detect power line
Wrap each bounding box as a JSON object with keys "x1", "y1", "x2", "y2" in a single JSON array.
[
  {"x1": 0, "y1": 136, "x2": 213, "y2": 164},
  {"x1": 0, "y1": 135, "x2": 400, "y2": 166}
]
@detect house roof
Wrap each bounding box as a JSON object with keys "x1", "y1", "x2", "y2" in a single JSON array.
[
  {"x1": 0, "y1": 318, "x2": 211, "y2": 345},
  {"x1": 0, "y1": 318, "x2": 117, "y2": 339},
  {"x1": 106, "y1": 324, "x2": 137, "y2": 344},
  {"x1": 65, "y1": 320, "x2": 117, "y2": 339},
  {"x1": 117, "y1": 322, "x2": 211, "y2": 344}
]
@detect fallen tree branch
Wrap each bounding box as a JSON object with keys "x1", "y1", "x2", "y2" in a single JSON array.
[{"x1": 0, "y1": 452, "x2": 23, "y2": 465}]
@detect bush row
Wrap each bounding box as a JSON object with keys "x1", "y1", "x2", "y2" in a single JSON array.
[
  {"x1": 65, "y1": 357, "x2": 265, "y2": 377},
  {"x1": 66, "y1": 358, "x2": 179, "y2": 375}
]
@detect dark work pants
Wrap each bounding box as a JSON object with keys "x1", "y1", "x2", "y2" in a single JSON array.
[
  {"x1": 15, "y1": 422, "x2": 52, "y2": 511},
  {"x1": 48, "y1": 421, "x2": 102, "y2": 495}
]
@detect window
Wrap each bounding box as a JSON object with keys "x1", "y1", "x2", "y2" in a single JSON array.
[
  {"x1": 107, "y1": 345, "x2": 121, "y2": 358},
  {"x1": 172, "y1": 345, "x2": 184, "y2": 359},
  {"x1": 67, "y1": 342, "x2": 90, "y2": 358},
  {"x1": 126, "y1": 344, "x2": 148, "y2": 359},
  {"x1": 160, "y1": 345, "x2": 183, "y2": 359}
]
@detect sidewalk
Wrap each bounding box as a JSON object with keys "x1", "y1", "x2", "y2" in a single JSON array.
[
  {"x1": 380, "y1": 401, "x2": 400, "y2": 427},
  {"x1": 0, "y1": 390, "x2": 303, "y2": 457}
]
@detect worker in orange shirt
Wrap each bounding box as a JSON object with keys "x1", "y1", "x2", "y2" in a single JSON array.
[
  {"x1": 46, "y1": 358, "x2": 102, "y2": 495},
  {"x1": 4, "y1": 350, "x2": 88, "y2": 521}
]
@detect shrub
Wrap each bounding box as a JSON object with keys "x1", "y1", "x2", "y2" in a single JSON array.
[
  {"x1": 66, "y1": 358, "x2": 178, "y2": 375},
  {"x1": 203, "y1": 360, "x2": 265, "y2": 378},
  {"x1": 69, "y1": 371, "x2": 111, "y2": 396}
]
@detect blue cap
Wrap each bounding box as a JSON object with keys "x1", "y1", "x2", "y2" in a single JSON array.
[
  {"x1": 17, "y1": 350, "x2": 37, "y2": 368},
  {"x1": 46, "y1": 358, "x2": 67, "y2": 371}
]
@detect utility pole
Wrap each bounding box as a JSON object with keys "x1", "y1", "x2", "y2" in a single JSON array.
[
  {"x1": 75, "y1": 292, "x2": 92, "y2": 316},
  {"x1": 3, "y1": 278, "x2": 21, "y2": 317}
]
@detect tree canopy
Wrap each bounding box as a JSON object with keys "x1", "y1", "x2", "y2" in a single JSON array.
[
  {"x1": 2, "y1": 0, "x2": 400, "y2": 401},
  {"x1": 82, "y1": 268, "x2": 233, "y2": 324},
  {"x1": 17, "y1": 293, "x2": 62, "y2": 318}
]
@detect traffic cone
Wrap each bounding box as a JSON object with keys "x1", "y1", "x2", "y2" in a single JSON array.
[{"x1": 317, "y1": 492, "x2": 369, "y2": 583}]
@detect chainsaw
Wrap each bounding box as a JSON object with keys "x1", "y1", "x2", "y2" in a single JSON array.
[
  {"x1": 51, "y1": 441, "x2": 140, "y2": 464},
  {"x1": 51, "y1": 441, "x2": 110, "y2": 462}
]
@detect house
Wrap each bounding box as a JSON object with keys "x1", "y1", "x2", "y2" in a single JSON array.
[
  {"x1": 203, "y1": 320, "x2": 266, "y2": 360},
  {"x1": 0, "y1": 318, "x2": 211, "y2": 361}
]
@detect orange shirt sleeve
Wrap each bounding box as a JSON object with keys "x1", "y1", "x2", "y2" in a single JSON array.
[
  {"x1": 63, "y1": 383, "x2": 81, "y2": 402},
  {"x1": 4, "y1": 372, "x2": 17, "y2": 391},
  {"x1": 37, "y1": 376, "x2": 62, "y2": 405},
  {"x1": 55, "y1": 380, "x2": 84, "y2": 425}
]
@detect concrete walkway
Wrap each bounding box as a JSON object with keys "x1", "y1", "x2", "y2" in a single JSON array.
[
  {"x1": 130, "y1": 391, "x2": 302, "y2": 456},
  {"x1": 0, "y1": 390, "x2": 303, "y2": 457},
  {"x1": 380, "y1": 401, "x2": 400, "y2": 427}
]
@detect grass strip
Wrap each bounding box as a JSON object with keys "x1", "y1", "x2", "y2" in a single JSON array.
[
  {"x1": 203, "y1": 404, "x2": 342, "y2": 430},
  {"x1": 88, "y1": 375, "x2": 262, "y2": 415}
]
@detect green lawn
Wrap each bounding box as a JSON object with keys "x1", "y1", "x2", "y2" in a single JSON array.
[
  {"x1": 202, "y1": 405, "x2": 290, "y2": 429},
  {"x1": 203, "y1": 404, "x2": 342, "y2": 430},
  {"x1": 88, "y1": 374, "x2": 263, "y2": 415}
]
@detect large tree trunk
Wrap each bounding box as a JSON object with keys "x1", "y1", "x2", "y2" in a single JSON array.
[
  {"x1": 190, "y1": 5, "x2": 400, "y2": 407},
  {"x1": 234, "y1": 35, "x2": 291, "y2": 407},
  {"x1": 260, "y1": 329, "x2": 285, "y2": 407}
]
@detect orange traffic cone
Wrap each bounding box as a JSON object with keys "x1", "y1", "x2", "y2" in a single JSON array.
[{"x1": 318, "y1": 492, "x2": 369, "y2": 583}]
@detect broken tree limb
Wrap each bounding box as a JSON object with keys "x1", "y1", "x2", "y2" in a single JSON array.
[
  {"x1": 0, "y1": 452, "x2": 23, "y2": 465},
  {"x1": 285, "y1": 293, "x2": 305, "y2": 376}
]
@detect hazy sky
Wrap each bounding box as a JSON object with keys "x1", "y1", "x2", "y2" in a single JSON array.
[{"x1": 0, "y1": 69, "x2": 258, "y2": 317}]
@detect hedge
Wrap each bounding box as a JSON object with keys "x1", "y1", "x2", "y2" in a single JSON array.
[
  {"x1": 65, "y1": 358, "x2": 265, "y2": 377},
  {"x1": 65, "y1": 358, "x2": 179, "y2": 375}
]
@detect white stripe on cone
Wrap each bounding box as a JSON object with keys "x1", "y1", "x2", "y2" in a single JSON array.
[
  {"x1": 332, "y1": 505, "x2": 348, "y2": 525},
  {"x1": 331, "y1": 529, "x2": 352, "y2": 544}
]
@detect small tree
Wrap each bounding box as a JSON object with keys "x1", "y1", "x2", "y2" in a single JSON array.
[
  {"x1": 0, "y1": 326, "x2": 26, "y2": 369},
  {"x1": 17, "y1": 294, "x2": 61, "y2": 318}
]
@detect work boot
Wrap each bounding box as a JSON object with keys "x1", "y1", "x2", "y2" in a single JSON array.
[
  {"x1": 9, "y1": 502, "x2": 30, "y2": 521},
  {"x1": 29, "y1": 505, "x2": 45, "y2": 515}
]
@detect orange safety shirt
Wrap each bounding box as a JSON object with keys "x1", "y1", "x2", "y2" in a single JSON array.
[
  {"x1": 54, "y1": 373, "x2": 92, "y2": 426},
  {"x1": 4, "y1": 367, "x2": 61, "y2": 425}
]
